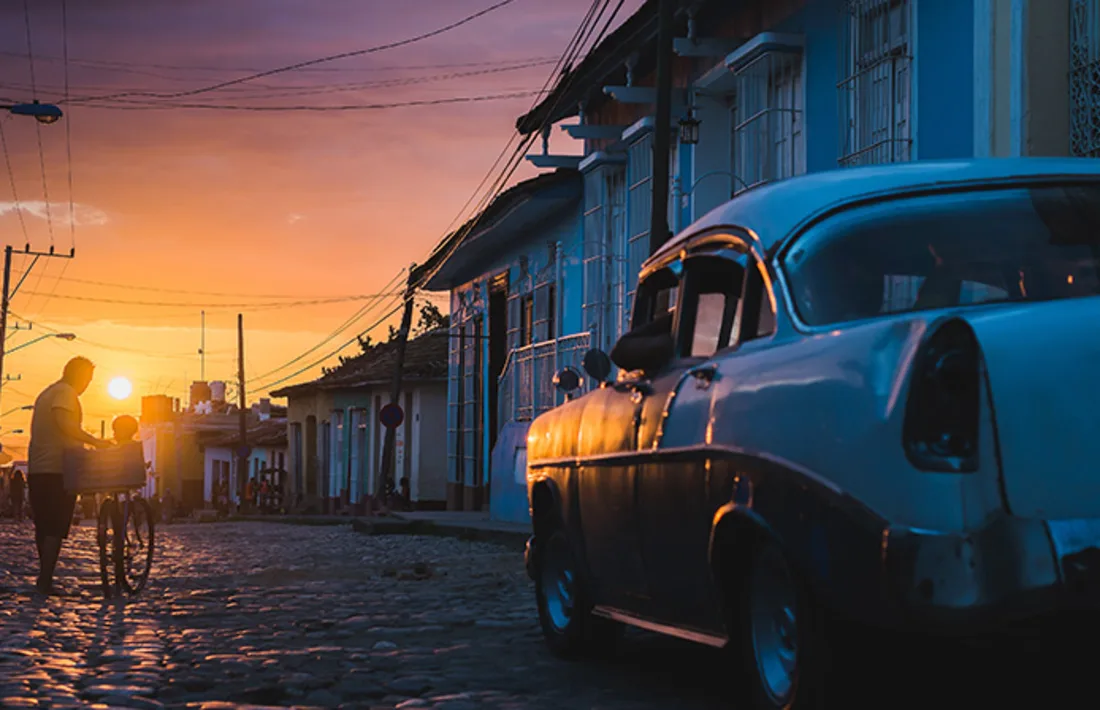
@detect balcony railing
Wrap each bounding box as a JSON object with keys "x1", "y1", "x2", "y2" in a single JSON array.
[{"x1": 499, "y1": 332, "x2": 592, "y2": 426}]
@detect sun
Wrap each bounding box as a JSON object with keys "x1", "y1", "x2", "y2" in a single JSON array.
[{"x1": 108, "y1": 377, "x2": 133, "y2": 401}]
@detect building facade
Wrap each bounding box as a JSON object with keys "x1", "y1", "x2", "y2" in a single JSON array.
[
  {"x1": 272, "y1": 330, "x2": 448, "y2": 513},
  {"x1": 415, "y1": 0, "x2": 1097, "y2": 525}
]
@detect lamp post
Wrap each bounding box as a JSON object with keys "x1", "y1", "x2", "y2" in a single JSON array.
[
  {"x1": 6, "y1": 332, "x2": 76, "y2": 355},
  {"x1": 1, "y1": 100, "x2": 63, "y2": 124}
]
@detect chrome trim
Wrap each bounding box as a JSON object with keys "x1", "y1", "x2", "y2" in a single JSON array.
[
  {"x1": 592, "y1": 605, "x2": 729, "y2": 648},
  {"x1": 527, "y1": 443, "x2": 844, "y2": 496}
]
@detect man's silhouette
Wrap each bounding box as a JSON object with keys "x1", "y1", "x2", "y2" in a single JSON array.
[{"x1": 27, "y1": 356, "x2": 109, "y2": 596}]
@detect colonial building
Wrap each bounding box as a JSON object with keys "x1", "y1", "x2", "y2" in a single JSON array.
[
  {"x1": 272, "y1": 329, "x2": 448, "y2": 513},
  {"x1": 414, "y1": 0, "x2": 1094, "y2": 525},
  {"x1": 201, "y1": 418, "x2": 288, "y2": 507}
]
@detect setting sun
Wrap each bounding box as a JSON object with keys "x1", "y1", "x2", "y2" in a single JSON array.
[{"x1": 108, "y1": 377, "x2": 133, "y2": 401}]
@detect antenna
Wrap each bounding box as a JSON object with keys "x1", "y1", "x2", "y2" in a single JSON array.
[{"x1": 199, "y1": 310, "x2": 206, "y2": 381}]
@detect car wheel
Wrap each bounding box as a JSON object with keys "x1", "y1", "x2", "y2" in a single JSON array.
[
  {"x1": 534, "y1": 528, "x2": 620, "y2": 659},
  {"x1": 736, "y1": 540, "x2": 826, "y2": 710}
]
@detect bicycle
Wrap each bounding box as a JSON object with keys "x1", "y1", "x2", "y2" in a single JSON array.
[{"x1": 96, "y1": 488, "x2": 155, "y2": 598}]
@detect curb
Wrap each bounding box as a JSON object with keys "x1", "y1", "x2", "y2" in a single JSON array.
[{"x1": 351, "y1": 518, "x2": 529, "y2": 548}]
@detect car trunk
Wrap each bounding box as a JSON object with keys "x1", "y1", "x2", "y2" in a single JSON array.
[{"x1": 966, "y1": 296, "x2": 1100, "y2": 520}]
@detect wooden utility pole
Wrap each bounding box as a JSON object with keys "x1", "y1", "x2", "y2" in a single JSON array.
[
  {"x1": 0, "y1": 246, "x2": 13, "y2": 417},
  {"x1": 374, "y1": 266, "x2": 417, "y2": 511},
  {"x1": 649, "y1": 0, "x2": 676, "y2": 256},
  {"x1": 237, "y1": 313, "x2": 249, "y2": 506},
  {"x1": 0, "y1": 244, "x2": 74, "y2": 416}
]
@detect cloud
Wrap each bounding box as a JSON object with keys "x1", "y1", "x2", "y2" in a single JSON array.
[
  {"x1": 0, "y1": 201, "x2": 109, "y2": 227},
  {"x1": 288, "y1": 213, "x2": 304, "y2": 224}
]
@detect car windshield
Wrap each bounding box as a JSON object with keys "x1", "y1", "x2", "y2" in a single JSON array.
[{"x1": 781, "y1": 184, "x2": 1100, "y2": 327}]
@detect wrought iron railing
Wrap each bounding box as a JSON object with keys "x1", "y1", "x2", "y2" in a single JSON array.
[{"x1": 498, "y1": 332, "x2": 592, "y2": 426}]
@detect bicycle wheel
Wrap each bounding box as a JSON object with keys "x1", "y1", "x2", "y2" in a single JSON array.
[
  {"x1": 119, "y1": 497, "x2": 154, "y2": 595},
  {"x1": 96, "y1": 498, "x2": 121, "y2": 598}
]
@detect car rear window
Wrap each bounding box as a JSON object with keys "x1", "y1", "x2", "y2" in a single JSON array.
[{"x1": 781, "y1": 184, "x2": 1100, "y2": 326}]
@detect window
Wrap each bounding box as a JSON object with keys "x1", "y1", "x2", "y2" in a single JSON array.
[
  {"x1": 631, "y1": 265, "x2": 680, "y2": 331},
  {"x1": 675, "y1": 255, "x2": 745, "y2": 358},
  {"x1": 731, "y1": 46, "x2": 805, "y2": 190},
  {"x1": 519, "y1": 294, "x2": 534, "y2": 346},
  {"x1": 1071, "y1": 0, "x2": 1100, "y2": 156},
  {"x1": 782, "y1": 184, "x2": 1100, "y2": 327},
  {"x1": 838, "y1": 0, "x2": 912, "y2": 166}
]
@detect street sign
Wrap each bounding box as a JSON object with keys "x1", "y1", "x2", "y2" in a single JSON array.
[
  {"x1": 379, "y1": 402, "x2": 404, "y2": 429},
  {"x1": 235, "y1": 444, "x2": 252, "y2": 459}
]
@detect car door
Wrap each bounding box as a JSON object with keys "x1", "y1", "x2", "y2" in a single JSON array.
[
  {"x1": 637, "y1": 243, "x2": 757, "y2": 631},
  {"x1": 577, "y1": 264, "x2": 681, "y2": 614}
]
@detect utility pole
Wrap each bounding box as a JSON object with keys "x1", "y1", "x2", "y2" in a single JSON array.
[
  {"x1": 0, "y1": 247, "x2": 12, "y2": 418},
  {"x1": 200, "y1": 310, "x2": 206, "y2": 381},
  {"x1": 649, "y1": 0, "x2": 676, "y2": 256},
  {"x1": 236, "y1": 313, "x2": 249, "y2": 506},
  {"x1": 374, "y1": 266, "x2": 417, "y2": 511}
]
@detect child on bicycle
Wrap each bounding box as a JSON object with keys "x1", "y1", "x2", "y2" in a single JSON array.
[{"x1": 112, "y1": 415, "x2": 139, "y2": 445}]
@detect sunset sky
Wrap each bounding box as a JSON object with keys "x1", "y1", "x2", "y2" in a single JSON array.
[{"x1": 0, "y1": 0, "x2": 641, "y2": 453}]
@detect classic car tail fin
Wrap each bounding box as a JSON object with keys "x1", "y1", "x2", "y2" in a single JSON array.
[{"x1": 902, "y1": 318, "x2": 981, "y2": 473}]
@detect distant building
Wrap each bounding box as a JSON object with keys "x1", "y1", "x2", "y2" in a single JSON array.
[
  {"x1": 271, "y1": 330, "x2": 448, "y2": 514},
  {"x1": 139, "y1": 386, "x2": 286, "y2": 512},
  {"x1": 201, "y1": 418, "x2": 288, "y2": 507}
]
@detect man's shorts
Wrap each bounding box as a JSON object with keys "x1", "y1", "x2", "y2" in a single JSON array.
[{"x1": 27, "y1": 473, "x2": 77, "y2": 542}]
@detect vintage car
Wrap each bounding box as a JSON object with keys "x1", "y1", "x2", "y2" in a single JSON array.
[{"x1": 522, "y1": 158, "x2": 1100, "y2": 709}]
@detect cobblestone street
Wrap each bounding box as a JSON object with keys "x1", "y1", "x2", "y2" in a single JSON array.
[{"x1": 0, "y1": 519, "x2": 1091, "y2": 710}]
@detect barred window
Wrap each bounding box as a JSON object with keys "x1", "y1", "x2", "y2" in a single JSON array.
[
  {"x1": 838, "y1": 0, "x2": 913, "y2": 166},
  {"x1": 1071, "y1": 0, "x2": 1100, "y2": 157},
  {"x1": 731, "y1": 46, "x2": 806, "y2": 191}
]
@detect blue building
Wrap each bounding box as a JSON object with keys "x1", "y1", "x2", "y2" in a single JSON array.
[{"x1": 414, "y1": 0, "x2": 1088, "y2": 524}]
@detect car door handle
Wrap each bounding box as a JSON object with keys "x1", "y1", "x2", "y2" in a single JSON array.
[{"x1": 687, "y1": 364, "x2": 718, "y2": 390}]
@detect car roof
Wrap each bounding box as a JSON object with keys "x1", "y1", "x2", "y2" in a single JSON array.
[{"x1": 648, "y1": 158, "x2": 1100, "y2": 268}]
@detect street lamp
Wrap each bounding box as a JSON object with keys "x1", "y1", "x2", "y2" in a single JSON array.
[
  {"x1": 1, "y1": 405, "x2": 33, "y2": 418},
  {"x1": 1, "y1": 429, "x2": 25, "y2": 435},
  {"x1": 7, "y1": 332, "x2": 76, "y2": 354},
  {"x1": 678, "y1": 106, "x2": 700, "y2": 146},
  {"x1": 2, "y1": 100, "x2": 63, "y2": 125}
]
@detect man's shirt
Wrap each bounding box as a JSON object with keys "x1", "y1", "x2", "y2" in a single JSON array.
[{"x1": 28, "y1": 381, "x2": 82, "y2": 475}]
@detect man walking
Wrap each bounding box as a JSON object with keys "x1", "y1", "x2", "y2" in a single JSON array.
[{"x1": 27, "y1": 356, "x2": 108, "y2": 596}]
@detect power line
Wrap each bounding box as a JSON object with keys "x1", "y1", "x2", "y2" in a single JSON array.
[
  {"x1": 254, "y1": 299, "x2": 406, "y2": 394},
  {"x1": 11, "y1": 273, "x2": 390, "y2": 299},
  {"x1": 14, "y1": 291, "x2": 402, "y2": 308},
  {"x1": 0, "y1": 58, "x2": 557, "y2": 99},
  {"x1": 63, "y1": 0, "x2": 523, "y2": 104},
  {"x1": 246, "y1": 269, "x2": 407, "y2": 384},
  {"x1": 22, "y1": 0, "x2": 55, "y2": 248},
  {"x1": 0, "y1": 122, "x2": 31, "y2": 245},
  {"x1": 73, "y1": 91, "x2": 545, "y2": 112}
]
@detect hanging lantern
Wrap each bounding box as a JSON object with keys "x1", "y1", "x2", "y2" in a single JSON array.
[{"x1": 678, "y1": 106, "x2": 700, "y2": 146}]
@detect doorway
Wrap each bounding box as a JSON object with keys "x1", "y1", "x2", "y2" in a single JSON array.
[{"x1": 488, "y1": 273, "x2": 509, "y2": 506}]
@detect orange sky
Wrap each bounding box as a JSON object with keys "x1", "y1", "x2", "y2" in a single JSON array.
[{"x1": 0, "y1": 0, "x2": 642, "y2": 454}]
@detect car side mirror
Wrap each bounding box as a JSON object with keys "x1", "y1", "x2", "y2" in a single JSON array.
[
  {"x1": 582, "y1": 348, "x2": 612, "y2": 383},
  {"x1": 610, "y1": 326, "x2": 675, "y2": 375},
  {"x1": 553, "y1": 366, "x2": 582, "y2": 394}
]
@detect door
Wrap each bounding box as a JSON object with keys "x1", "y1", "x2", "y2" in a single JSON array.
[
  {"x1": 577, "y1": 264, "x2": 681, "y2": 614},
  {"x1": 638, "y1": 248, "x2": 752, "y2": 630}
]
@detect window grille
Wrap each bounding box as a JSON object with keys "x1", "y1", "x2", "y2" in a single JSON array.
[
  {"x1": 626, "y1": 133, "x2": 653, "y2": 331},
  {"x1": 582, "y1": 164, "x2": 628, "y2": 351},
  {"x1": 1071, "y1": 0, "x2": 1100, "y2": 156},
  {"x1": 731, "y1": 48, "x2": 806, "y2": 191},
  {"x1": 838, "y1": 0, "x2": 912, "y2": 166}
]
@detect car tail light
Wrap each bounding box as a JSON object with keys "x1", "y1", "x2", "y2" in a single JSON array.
[{"x1": 903, "y1": 318, "x2": 981, "y2": 473}]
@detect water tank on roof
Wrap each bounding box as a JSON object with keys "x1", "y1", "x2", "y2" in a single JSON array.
[
  {"x1": 210, "y1": 381, "x2": 227, "y2": 403},
  {"x1": 190, "y1": 381, "x2": 212, "y2": 409}
]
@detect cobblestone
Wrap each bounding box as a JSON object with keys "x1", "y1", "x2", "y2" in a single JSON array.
[{"x1": 0, "y1": 518, "x2": 1094, "y2": 709}]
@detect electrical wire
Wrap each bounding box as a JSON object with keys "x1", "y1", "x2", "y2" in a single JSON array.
[
  {"x1": 0, "y1": 121, "x2": 31, "y2": 245},
  {"x1": 21, "y1": 0, "x2": 54, "y2": 248},
  {"x1": 0, "y1": 59, "x2": 558, "y2": 100},
  {"x1": 63, "y1": 0, "x2": 523, "y2": 104},
  {"x1": 252, "y1": 299, "x2": 406, "y2": 393},
  {"x1": 13, "y1": 291, "x2": 401, "y2": 309},
  {"x1": 72, "y1": 91, "x2": 545, "y2": 112},
  {"x1": 12, "y1": 274, "x2": 383, "y2": 299},
  {"x1": 245, "y1": 269, "x2": 407, "y2": 384}
]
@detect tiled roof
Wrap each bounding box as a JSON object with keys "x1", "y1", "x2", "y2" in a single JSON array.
[
  {"x1": 204, "y1": 418, "x2": 288, "y2": 449},
  {"x1": 269, "y1": 328, "x2": 448, "y2": 398}
]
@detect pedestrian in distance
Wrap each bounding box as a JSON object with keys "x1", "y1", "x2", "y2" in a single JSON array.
[{"x1": 27, "y1": 356, "x2": 110, "y2": 596}]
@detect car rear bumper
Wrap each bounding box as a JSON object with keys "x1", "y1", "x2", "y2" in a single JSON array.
[{"x1": 880, "y1": 516, "x2": 1100, "y2": 630}]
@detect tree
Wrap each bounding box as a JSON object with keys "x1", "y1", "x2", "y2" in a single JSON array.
[{"x1": 413, "y1": 301, "x2": 449, "y2": 337}]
